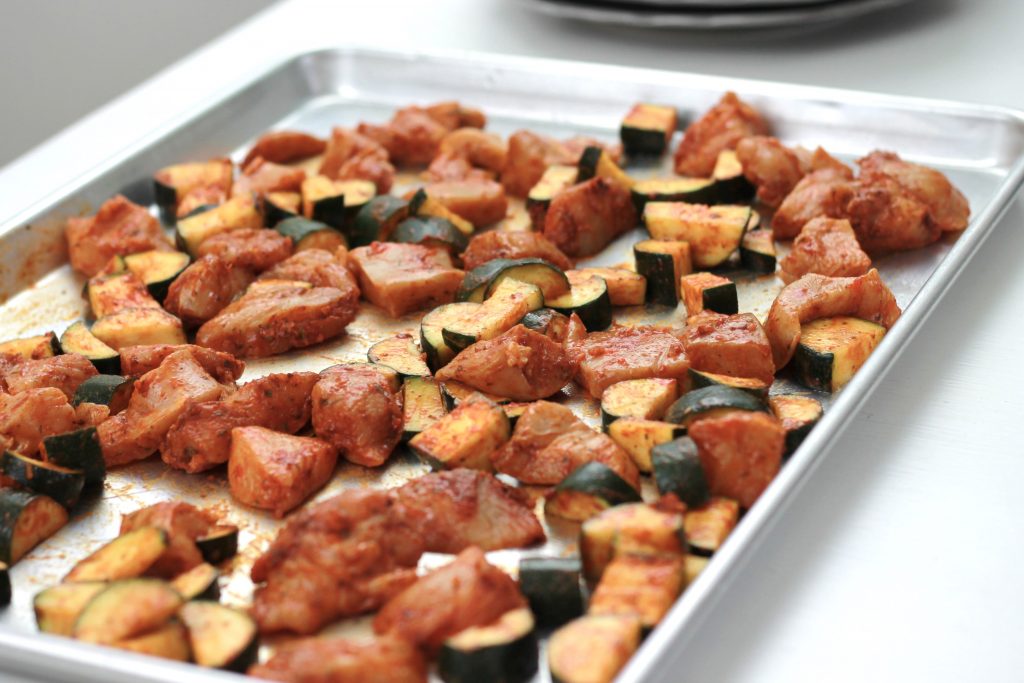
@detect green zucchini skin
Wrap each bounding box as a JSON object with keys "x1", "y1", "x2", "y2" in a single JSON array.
[
  {"x1": 576, "y1": 146, "x2": 603, "y2": 183},
  {"x1": 401, "y1": 376, "x2": 446, "y2": 442},
  {"x1": 171, "y1": 562, "x2": 220, "y2": 602},
  {"x1": 519, "y1": 557, "x2": 584, "y2": 627},
  {"x1": 392, "y1": 216, "x2": 469, "y2": 255},
  {"x1": 438, "y1": 608, "x2": 538, "y2": 683},
  {"x1": 701, "y1": 281, "x2": 738, "y2": 315},
  {"x1": 367, "y1": 336, "x2": 430, "y2": 378},
  {"x1": 0, "y1": 489, "x2": 67, "y2": 565},
  {"x1": 769, "y1": 394, "x2": 823, "y2": 456},
  {"x1": 275, "y1": 216, "x2": 344, "y2": 250},
  {"x1": 1, "y1": 452, "x2": 85, "y2": 508},
  {"x1": 545, "y1": 462, "x2": 642, "y2": 522},
  {"x1": 652, "y1": 437, "x2": 710, "y2": 508},
  {"x1": 262, "y1": 196, "x2": 299, "y2": 227},
  {"x1": 42, "y1": 427, "x2": 105, "y2": 487},
  {"x1": 310, "y1": 194, "x2": 347, "y2": 230},
  {"x1": 619, "y1": 103, "x2": 677, "y2": 157},
  {"x1": 0, "y1": 561, "x2": 9, "y2": 607},
  {"x1": 72, "y1": 375, "x2": 134, "y2": 411},
  {"x1": 179, "y1": 601, "x2": 259, "y2": 672},
  {"x1": 546, "y1": 276, "x2": 613, "y2": 332},
  {"x1": 196, "y1": 526, "x2": 239, "y2": 565},
  {"x1": 420, "y1": 302, "x2": 478, "y2": 372},
  {"x1": 665, "y1": 385, "x2": 768, "y2": 427},
  {"x1": 59, "y1": 322, "x2": 121, "y2": 374},
  {"x1": 153, "y1": 180, "x2": 179, "y2": 225},
  {"x1": 0, "y1": 332, "x2": 62, "y2": 360},
  {"x1": 630, "y1": 178, "x2": 718, "y2": 214},
  {"x1": 457, "y1": 258, "x2": 570, "y2": 303},
  {"x1": 349, "y1": 195, "x2": 409, "y2": 247},
  {"x1": 688, "y1": 368, "x2": 770, "y2": 400},
  {"x1": 740, "y1": 228, "x2": 777, "y2": 274},
  {"x1": 633, "y1": 244, "x2": 679, "y2": 307}
]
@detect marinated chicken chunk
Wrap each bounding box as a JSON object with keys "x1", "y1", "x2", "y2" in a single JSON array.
[
  {"x1": 162, "y1": 372, "x2": 318, "y2": 473},
  {"x1": 318, "y1": 127, "x2": 395, "y2": 193},
  {"x1": 461, "y1": 231, "x2": 573, "y2": 271},
  {"x1": 735, "y1": 136, "x2": 808, "y2": 208},
  {"x1": 435, "y1": 325, "x2": 573, "y2": 401},
  {"x1": 251, "y1": 488, "x2": 424, "y2": 634},
  {"x1": 432, "y1": 128, "x2": 507, "y2": 176},
  {"x1": 196, "y1": 282, "x2": 358, "y2": 358},
  {"x1": 778, "y1": 216, "x2": 872, "y2": 283},
  {"x1": 119, "y1": 344, "x2": 244, "y2": 383},
  {"x1": 569, "y1": 326, "x2": 690, "y2": 398},
  {"x1": 311, "y1": 364, "x2": 402, "y2": 468},
  {"x1": 0, "y1": 353, "x2": 97, "y2": 400},
  {"x1": 0, "y1": 387, "x2": 78, "y2": 456},
  {"x1": 98, "y1": 349, "x2": 228, "y2": 466},
  {"x1": 688, "y1": 412, "x2": 784, "y2": 509},
  {"x1": 492, "y1": 401, "x2": 640, "y2": 489},
  {"x1": 163, "y1": 254, "x2": 255, "y2": 327},
  {"x1": 359, "y1": 107, "x2": 449, "y2": 167},
  {"x1": 120, "y1": 501, "x2": 218, "y2": 578},
  {"x1": 543, "y1": 177, "x2": 637, "y2": 258},
  {"x1": 243, "y1": 130, "x2": 326, "y2": 167},
  {"x1": 249, "y1": 634, "x2": 427, "y2": 683},
  {"x1": 423, "y1": 101, "x2": 486, "y2": 131},
  {"x1": 195, "y1": 228, "x2": 294, "y2": 272},
  {"x1": 771, "y1": 167, "x2": 856, "y2": 239},
  {"x1": 65, "y1": 195, "x2": 173, "y2": 277},
  {"x1": 500, "y1": 130, "x2": 576, "y2": 198},
  {"x1": 424, "y1": 154, "x2": 492, "y2": 183},
  {"x1": 374, "y1": 546, "x2": 525, "y2": 653},
  {"x1": 681, "y1": 313, "x2": 775, "y2": 385},
  {"x1": 390, "y1": 469, "x2": 545, "y2": 553},
  {"x1": 843, "y1": 175, "x2": 937, "y2": 252},
  {"x1": 74, "y1": 401, "x2": 110, "y2": 427},
  {"x1": 232, "y1": 157, "x2": 307, "y2": 197},
  {"x1": 858, "y1": 150, "x2": 969, "y2": 232},
  {"x1": 348, "y1": 242, "x2": 463, "y2": 318},
  {"x1": 257, "y1": 248, "x2": 359, "y2": 291},
  {"x1": 422, "y1": 179, "x2": 508, "y2": 227},
  {"x1": 673, "y1": 92, "x2": 768, "y2": 177}
]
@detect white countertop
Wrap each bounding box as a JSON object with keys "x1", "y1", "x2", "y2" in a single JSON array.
[{"x1": 2, "y1": 1, "x2": 1023, "y2": 681}]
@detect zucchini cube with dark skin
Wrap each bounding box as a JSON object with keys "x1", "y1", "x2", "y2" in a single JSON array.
[
  {"x1": 519, "y1": 557, "x2": 585, "y2": 628},
  {"x1": 684, "y1": 497, "x2": 740, "y2": 556},
  {"x1": 681, "y1": 272, "x2": 738, "y2": 317},
  {"x1": 409, "y1": 395, "x2": 510, "y2": 471},
  {"x1": 606, "y1": 418, "x2": 685, "y2": 473},
  {"x1": 793, "y1": 316, "x2": 886, "y2": 392},
  {"x1": 633, "y1": 239, "x2": 692, "y2": 306},
  {"x1": 643, "y1": 201, "x2": 750, "y2": 269},
  {"x1": 620, "y1": 103, "x2": 678, "y2": 157},
  {"x1": 0, "y1": 332, "x2": 61, "y2": 360},
  {"x1": 548, "y1": 615, "x2": 641, "y2": 683},
  {"x1": 526, "y1": 164, "x2": 577, "y2": 229},
  {"x1": 769, "y1": 394, "x2": 823, "y2": 455},
  {"x1": 0, "y1": 489, "x2": 68, "y2": 565},
  {"x1": 580, "y1": 502, "x2": 687, "y2": 586},
  {"x1": 34, "y1": 582, "x2": 107, "y2": 636},
  {"x1": 544, "y1": 461, "x2": 642, "y2": 522},
  {"x1": 630, "y1": 177, "x2": 718, "y2": 214},
  {"x1": 588, "y1": 553, "x2": 687, "y2": 631}
]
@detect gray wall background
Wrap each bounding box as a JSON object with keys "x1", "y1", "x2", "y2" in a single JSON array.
[{"x1": 0, "y1": 0, "x2": 276, "y2": 169}]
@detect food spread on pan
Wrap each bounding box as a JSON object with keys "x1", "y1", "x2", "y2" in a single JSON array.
[{"x1": 0, "y1": 93, "x2": 969, "y2": 682}]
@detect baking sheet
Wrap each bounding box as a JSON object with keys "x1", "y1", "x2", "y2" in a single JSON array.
[{"x1": 0, "y1": 47, "x2": 1022, "y2": 683}]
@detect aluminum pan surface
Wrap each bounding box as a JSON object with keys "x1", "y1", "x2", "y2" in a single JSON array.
[{"x1": 0, "y1": 48, "x2": 1022, "y2": 683}]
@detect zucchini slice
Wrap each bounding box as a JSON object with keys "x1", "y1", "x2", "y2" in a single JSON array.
[
  {"x1": 680, "y1": 272, "x2": 738, "y2": 317},
  {"x1": 72, "y1": 578, "x2": 184, "y2": 645},
  {"x1": 350, "y1": 195, "x2": 410, "y2": 247},
  {"x1": 0, "y1": 561, "x2": 8, "y2": 607},
  {"x1": 606, "y1": 418, "x2": 685, "y2": 474},
  {"x1": 588, "y1": 553, "x2": 687, "y2": 631},
  {"x1": 545, "y1": 462, "x2": 642, "y2": 522},
  {"x1": 262, "y1": 191, "x2": 301, "y2": 227},
  {"x1": 420, "y1": 302, "x2": 480, "y2": 372},
  {"x1": 577, "y1": 146, "x2": 634, "y2": 190},
  {"x1": 113, "y1": 619, "x2": 191, "y2": 661},
  {"x1": 688, "y1": 368, "x2": 771, "y2": 400},
  {"x1": 769, "y1": 394, "x2": 823, "y2": 455},
  {"x1": 175, "y1": 195, "x2": 262, "y2": 255},
  {"x1": 34, "y1": 582, "x2": 107, "y2": 635},
  {"x1": 633, "y1": 239, "x2": 692, "y2": 306},
  {"x1": 402, "y1": 376, "x2": 446, "y2": 442},
  {"x1": 548, "y1": 615, "x2": 641, "y2": 683},
  {"x1": 59, "y1": 322, "x2": 120, "y2": 374},
  {"x1": 153, "y1": 158, "x2": 233, "y2": 223},
  {"x1": 710, "y1": 149, "x2": 756, "y2": 204},
  {"x1": 793, "y1": 316, "x2": 886, "y2": 393},
  {"x1": 571, "y1": 267, "x2": 646, "y2": 307},
  {"x1": 685, "y1": 554, "x2": 709, "y2": 585},
  {"x1": 410, "y1": 189, "x2": 475, "y2": 236},
  {"x1": 519, "y1": 307, "x2": 572, "y2": 342},
  {"x1": 1, "y1": 451, "x2": 85, "y2": 508},
  {"x1": 275, "y1": 216, "x2": 347, "y2": 253},
  {"x1": 179, "y1": 601, "x2": 259, "y2": 672},
  {"x1": 71, "y1": 374, "x2": 134, "y2": 412},
  {"x1": 545, "y1": 272, "x2": 613, "y2": 332},
  {"x1": 91, "y1": 308, "x2": 187, "y2": 350},
  {"x1": 664, "y1": 385, "x2": 768, "y2": 428},
  {"x1": 580, "y1": 503, "x2": 686, "y2": 586},
  {"x1": 630, "y1": 177, "x2": 718, "y2": 213},
  {"x1": 123, "y1": 250, "x2": 191, "y2": 302},
  {"x1": 0, "y1": 489, "x2": 67, "y2": 565},
  {"x1": 87, "y1": 273, "x2": 161, "y2": 319},
  {"x1": 456, "y1": 257, "x2": 570, "y2": 303},
  {"x1": 393, "y1": 216, "x2": 469, "y2": 255},
  {"x1": 740, "y1": 228, "x2": 777, "y2": 274},
  {"x1": 0, "y1": 332, "x2": 61, "y2": 360},
  {"x1": 620, "y1": 103, "x2": 678, "y2": 157},
  {"x1": 519, "y1": 557, "x2": 584, "y2": 628},
  {"x1": 409, "y1": 396, "x2": 511, "y2": 471},
  {"x1": 651, "y1": 436, "x2": 709, "y2": 508},
  {"x1": 368, "y1": 335, "x2": 430, "y2": 378},
  {"x1": 443, "y1": 279, "x2": 544, "y2": 352},
  {"x1": 195, "y1": 525, "x2": 239, "y2": 565},
  {"x1": 526, "y1": 165, "x2": 577, "y2": 229},
  {"x1": 440, "y1": 380, "x2": 511, "y2": 412},
  {"x1": 170, "y1": 562, "x2": 220, "y2": 602},
  {"x1": 301, "y1": 176, "x2": 375, "y2": 229},
  {"x1": 600, "y1": 377, "x2": 678, "y2": 428},
  {"x1": 643, "y1": 202, "x2": 750, "y2": 269},
  {"x1": 684, "y1": 497, "x2": 739, "y2": 556},
  {"x1": 64, "y1": 526, "x2": 168, "y2": 582},
  {"x1": 438, "y1": 607, "x2": 539, "y2": 683}
]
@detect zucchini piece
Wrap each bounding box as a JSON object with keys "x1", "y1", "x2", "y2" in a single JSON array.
[
  {"x1": 519, "y1": 557, "x2": 584, "y2": 628},
  {"x1": 580, "y1": 503, "x2": 686, "y2": 586},
  {"x1": 588, "y1": 553, "x2": 686, "y2": 631},
  {"x1": 114, "y1": 619, "x2": 191, "y2": 661},
  {"x1": 684, "y1": 497, "x2": 739, "y2": 556},
  {"x1": 740, "y1": 228, "x2": 777, "y2": 274},
  {"x1": 195, "y1": 525, "x2": 239, "y2": 565},
  {"x1": 349, "y1": 195, "x2": 410, "y2": 247},
  {"x1": 175, "y1": 195, "x2": 262, "y2": 255},
  {"x1": 503, "y1": 402, "x2": 530, "y2": 428},
  {"x1": 65, "y1": 526, "x2": 168, "y2": 582},
  {"x1": 0, "y1": 561, "x2": 8, "y2": 607},
  {"x1": 606, "y1": 418, "x2": 685, "y2": 474},
  {"x1": 633, "y1": 239, "x2": 692, "y2": 306},
  {"x1": 90, "y1": 308, "x2": 187, "y2": 349},
  {"x1": 42, "y1": 427, "x2": 105, "y2": 488},
  {"x1": 685, "y1": 553, "x2": 709, "y2": 585},
  {"x1": 680, "y1": 272, "x2": 738, "y2": 316},
  {"x1": 571, "y1": 267, "x2": 646, "y2": 307},
  {"x1": 456, "y1": 257, "x2": 570, "y2": 303},
  {"x1": 393, "y1": 216, "x2": 469, "y2": 255},
  {"x1": 71, "y1": 374, "x2": 134, "y2": 412},
  {"x1": 643, "y1": 202, "x2": 750, "y2": 269},
  {"x1": 301, "y1": 176, "x2": 375, "y2": 229},
  {"x1": 710, "y1": 149, "x2": 756, "y2": 204},
  {"x1": 153, "y1": 158, "x2": 233, "y2": 223},
  {"x1": 545, "y1": 462, "x2": 641, "y2": 522},
  {"x1": 262, "y1": 191, "x2": 301, "y2": 227},
  {"x1": 519, "y1": 307, "x2": 571, "y2": 341},
  {"x1": 664, "y1": 385, "x2": 768, "y2": 428},
  {"x1": 630, "y1": 177, "x2": 717, "y2": 213},
  {"x1": 526, "y1": 165, "x2": 577, "y2": 228},
  {"x1": 769, "y1": 394, "x2": 823, "y2": 455},
  {"x1": 368, "y1": 335, "x2": 430, "y2": 378},
  {"x1": 275, "y1": 216, "x2": 347, "y2": 253},
  {"x1": 59, "y1": 322, "x2": 120, "y2": 374},
  {"x1": 0, "y1": 332, "x2": 61, "y2": 360},
  {"x1": 439, "y1": 380, "x2": 511, "y2": 412},
  {"x1": 72, "y1": 578, "x2": 184, "y2": 645},
  {"x1": 688, "y1": 368, "x2": 770, "y2": 400},
  {"x1": 411, "y1": 188, "x2": 475, "y2": 236},
  {"x1": 123, "y1": 250, "x2": 191, "y2": 302},
  {"x1": 620, "y1": 103, "x2": 678, "y2": 157},
  {"x1": 179, "y1": 600, "x2": 259, "y2": 672},
  {"x1": 34, "y1": 582, "x2": 107, "y2": 635},
  {"x1": 600, "y1": 377, "x2": 678, "y2": 428},
  {"x1": 443, "y1": 279, "x2": 544, "y2": 352},
  {"x1": 409, "y1": 396, "x2": 510, "y2": 471},
  {"x1": 420, "y1": 302, "x2": 479, "y2": 372},
  {"x1": 545, "y1": 272, "x2": 612, "y2": 332},
  {"x1": 0, "y1": 489, "x2": 67, "y2": 565},
  {"x1": 651, "y1": 436, "x2": 709, "y2": 508},
  {"x1": 548, "y1": 615, "x2": 641, "y2": 683},
  {"x1": 1, "y1": 451, "x2": 85, "y2": 508},
  {"x1": 170, "y1": 562, "x2": 219, "y2": 602},
  {"x1": 793, "y1": 316, "x2": 886, "y2": 393},
  {"x1": 438, "y1": 607, "x2": 538, "y2": 683},
  {"x1": 87, "y1": 273, "x2": 160, "y2": 319},
  {"x1": 576, "y1": 146, "x2": 634, "y2": 190},
  {"x1": 402, "y1": 376, "x2": 446, "y2": 442}
]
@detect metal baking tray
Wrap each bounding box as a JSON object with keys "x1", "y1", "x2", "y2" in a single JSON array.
[{"x1": 0, "y1": 47, "x2": 1022, "y2": 683}]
